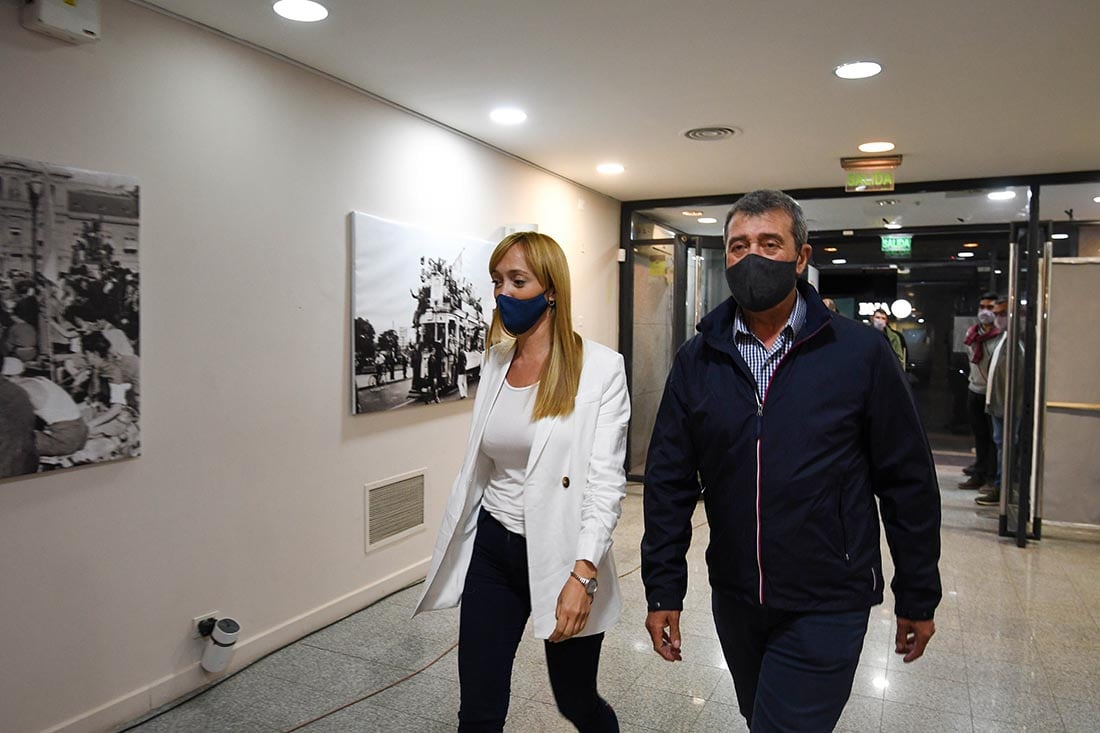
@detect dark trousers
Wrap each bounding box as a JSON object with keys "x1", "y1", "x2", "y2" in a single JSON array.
[
  {"x1": 712, "y1": 589, "x2": 869, "y2": 733},
  {"x1": 457, "y1": 509, "x2": 618, "y2": 732},
  {"x1": 967, "y1": 389, "x2": 996, "y2": 482}
]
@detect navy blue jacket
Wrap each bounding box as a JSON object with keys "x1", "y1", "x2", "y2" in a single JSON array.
[{"x1": 641, "y1": 281, "x2": 941, "y2": 620}]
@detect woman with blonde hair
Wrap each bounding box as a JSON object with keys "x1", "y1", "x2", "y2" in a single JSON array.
[{"x1": 415, "y1": 232, "x2": 629, "y2": 732}]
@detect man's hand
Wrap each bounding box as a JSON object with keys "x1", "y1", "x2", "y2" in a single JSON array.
[
  {"x1": 895, "y1": 617, "x2": 935, "y2": 663},
  {"x1": 645, "y1": 610, "x2": 682, "y2": 661}
]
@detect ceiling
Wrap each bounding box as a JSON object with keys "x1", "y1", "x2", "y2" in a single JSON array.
[
  {"x1": 640, "y1": 183, "x2": 1100, "y2": 237},
  {"x1": 140, "y1": 0, "x2": 1100, "y2": 203}
]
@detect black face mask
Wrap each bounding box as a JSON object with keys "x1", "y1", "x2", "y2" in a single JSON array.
[{"x1": 725, "y1": 254, "x2": 799, "y2": 312}]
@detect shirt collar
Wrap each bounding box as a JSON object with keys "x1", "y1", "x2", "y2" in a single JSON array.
[{"x1": 733, "y1": 289, "x2": 807, "y2": 343}]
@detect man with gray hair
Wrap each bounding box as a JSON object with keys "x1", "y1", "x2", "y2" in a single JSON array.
[{"x1": 641, "y1": 189, "x2": 942, "y2": 731}]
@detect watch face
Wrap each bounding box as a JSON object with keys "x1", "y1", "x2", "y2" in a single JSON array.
[{"x1": 587, "y1": 577, "x2": 598, "y2": 595}]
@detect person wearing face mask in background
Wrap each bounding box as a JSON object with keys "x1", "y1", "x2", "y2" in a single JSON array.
[
  {"x1": 641, "y1": 190, "x2": 941, "y2": 733},
  {"x1": 872, "y1": 307, "x2": 907, "y2": 371},
  {"x1": 976, "y1": 297, "x2": 1019, "y2": 507},
  {"x1": 959, "y1": 292, "x2": 1001, "y2": 491},
  {"x1": 415, "y1": 232, "x2": 629, "y2": 732}
]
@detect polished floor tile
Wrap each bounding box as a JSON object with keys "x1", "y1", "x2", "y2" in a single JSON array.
[{"x1": 126, "y1": 461, "x2": 1100, "y2": 732}]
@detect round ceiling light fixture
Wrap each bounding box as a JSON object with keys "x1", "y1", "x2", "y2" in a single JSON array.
[
  {"x1": 682, "y1": 210, "x2": 704, "y2": 217},
  {"x1": 490, "y1": 107, "x2": 527, "y2": 125},
  {"x1": 682, "y1": 126, "x2": 740, "y2": 142},
  {"x1": 596, "y1": 162, "x2": 625, "y2": 175},
  {"x1": 891, "y1": 299, "x2": 913, "y2": 319},
  {"x1": 963, "y1": 242, "x2": 980, "y2": 248},
  {"x1": 697, "y1": 217, "x2": 718, "y2": 224},
  {"x1": 859, "y1": 141, "x2": 895, "y2": 153},
  {"x1": 1052, "y1": 233, "x2": 1069, "y2": 240},
  {"x1": 957, "y1": 251, "x2": 975, "y2": 258},
  {"x1": 835, "y1": 61, "x2": 882, "y2": 79},
  {"x1": 273, "y1": 0, "x2": 329, "y2": 22},
  {"x1": 884, "y1": 222, "x2": 903, "y2": 230},
  {"x1": 824, "y1": 247, "x2": 838, "y2": 253},
  {"x1": 1093, "y1": 196, "x2": 1100, "y2": 203},
  {"x1": 987, "y1": 190, "x2": 1016, "y2": 201},
  {"x1": 832, "y1": 258, "x2": 848, "y2": 265}
]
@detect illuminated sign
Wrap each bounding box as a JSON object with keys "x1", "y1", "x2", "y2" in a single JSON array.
[
  {"x1": 880, "y1": 235, "x2": 912, "y2": 258},
  {"x1": 846, "y1": 170, "x2": 895, "y2": 192}
]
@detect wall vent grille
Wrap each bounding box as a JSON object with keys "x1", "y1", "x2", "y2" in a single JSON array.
[{"x1": 365, "y1": 471, "x2": 425, "y2": 551}]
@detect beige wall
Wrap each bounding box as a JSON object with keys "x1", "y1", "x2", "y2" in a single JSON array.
[
  {"x1": 1078, "y1": 225, "x2": 1100, "y2": 258},
  {"x1": 0, "y1": 2, "x2": 621, "y2": 732}
]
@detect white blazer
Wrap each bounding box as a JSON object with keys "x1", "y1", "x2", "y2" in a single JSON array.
[{"x1": 414, "y1": 338, "x2": 630, "y2": 639}]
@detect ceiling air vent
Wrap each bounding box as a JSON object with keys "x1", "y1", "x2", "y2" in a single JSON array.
[{"x1": 683, "y1": 126, "x2": 740, "y2": 142}]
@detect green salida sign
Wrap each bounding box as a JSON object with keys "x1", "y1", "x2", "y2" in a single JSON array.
[
  {"x1": 846, "y1": 170, "x2": 895, "y2": 192},
  {"x1": 881, "y1": 235, "x2": 912, "y2": 258}
]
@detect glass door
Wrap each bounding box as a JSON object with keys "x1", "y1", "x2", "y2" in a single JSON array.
[{"x1": 627, "y1": 240, "x2": 678, "y2": 479}]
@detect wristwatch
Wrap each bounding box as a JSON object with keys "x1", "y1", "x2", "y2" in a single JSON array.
[{"x1": 570, "y1": 571, "x2": 598, "y2": 596}]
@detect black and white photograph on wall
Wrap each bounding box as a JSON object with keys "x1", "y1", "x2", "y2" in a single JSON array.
[
  {"x1": 0, "y1": 155, "x2": 140, "y2": 481},
  {"x1": 351, "y1": 212, "x2": 495, "y2": 414}
]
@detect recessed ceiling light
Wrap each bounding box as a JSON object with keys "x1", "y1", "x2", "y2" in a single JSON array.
[
  {"x1": 682, "y1": 210, "x2": 704, "y2": 217},
  {"x1": 596, "y1": 162, "x2": 625, "y2": 175},
  {"x1": 860, "y1": 142, "x2": 896, "y2": 153},
  {"x1": 1094, "y1": 196, "x2": 1100, "y2": 203},
  {"x1": 835, "y1": 61, "x2": 882, "y2": 80},
  {"x1": 490, "y1": 107, "x2": 527, "y2": 125},
  {"x1": 273, "y1": 0, "x2": 328, "y2": 22},
  {"x1": 824, "y1": 247, "x2": 838, "y2": 253},
  {"x1": 697, "y1": 217, "x2": 718, "y2": 224},
  {"x1": 957, "y1": 252, "x2": 975, "y2": 258},
  {"x1": 876, "y1": 199, "x2": 899, "y2": 206},
  {"x1": 987, "y1": 190, "x2": 1016, "y2": 201},
  {"x1": 995, "y1": 269, "x2": 1003, "y2": 274},
  {"x1": 832, "y1": 258, "x2": 848, "y2": 264},
  {"x1": 1052, "y1": 233, "x2": 1069, "y2": 240},
  {"x1": 884, "y1": 223, "x2": 903, "y2": 230},
  {"x1": 918, "y1": 318, "x2": 926, "y2": 323},
  {"x1": 963, "y1": 242, "x2": 979, "y2": 248}
]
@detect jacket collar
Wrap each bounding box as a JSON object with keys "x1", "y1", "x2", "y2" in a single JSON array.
[
  {"x1": 470, "y1": 340, "x2": 559, "y2": 480},
  {"x1": 698, "y1": 279, "x2": 833, "y2": 359}
]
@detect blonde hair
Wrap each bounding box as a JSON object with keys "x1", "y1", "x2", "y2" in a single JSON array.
[{"x1": 488, "y1": 232, "x2": 583, "y2": 420}]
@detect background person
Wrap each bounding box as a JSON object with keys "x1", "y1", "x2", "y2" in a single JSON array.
[
  {"x1": 959, "y1": 292, "x2": 1000, "y2": 490},
  {"x1": 641, "y1": 190, "x2": 941, "y2": 733},
  {"x1": 872, "y1": 307, "x2": 907, "y2": 370},
  {"x1": 415, "y1": 232, "x2": 629, "y2": 732}
]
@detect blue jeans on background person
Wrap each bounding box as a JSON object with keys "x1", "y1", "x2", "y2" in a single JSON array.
[
  {"x1": 456, "y1": 508, "x2": 618, "y2": 732},
  {"x1": 991, "y1": 414, "x2": 1004, "y2": 491},
  {"x1": 711, "y1": 588, "x2": 869, "y2": 733}
]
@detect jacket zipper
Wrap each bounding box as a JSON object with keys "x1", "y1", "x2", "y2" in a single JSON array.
[
  {"x1": 753, "y1": 318, "x2": 831, "y2": 607},
  {"x1": 871, "y1": 566, "x2": 878, "y2": 591},
  {"x1": 755, "y1": 394, "x2": 764, "y2": 604}
]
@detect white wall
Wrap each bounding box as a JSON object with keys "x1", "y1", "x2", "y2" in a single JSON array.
[{"x1": 0, "y1": 2, "x2": 621, "y2": 731}]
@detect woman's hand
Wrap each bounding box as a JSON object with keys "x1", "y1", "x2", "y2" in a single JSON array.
[{"x1": 548, "y1": 561, "x2": 596, "y2": 642}]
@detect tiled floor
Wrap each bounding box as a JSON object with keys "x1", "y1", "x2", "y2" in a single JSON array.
[{"x1": 126, "y1": 461, "x2": 1100, "y2": 732}]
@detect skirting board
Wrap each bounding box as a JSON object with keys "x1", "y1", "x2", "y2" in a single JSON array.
[{"x1": 37, "y1": 558, "x2": 431, "y2": 733}]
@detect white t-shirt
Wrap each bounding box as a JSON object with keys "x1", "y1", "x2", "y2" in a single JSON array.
[{"x1": 480, "y1": 380, "x2": 538, "y2": 536}]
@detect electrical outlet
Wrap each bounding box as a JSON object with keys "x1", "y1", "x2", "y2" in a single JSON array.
[{"x1": 191, "y1": 611, "x2": 219, "y2": 639}]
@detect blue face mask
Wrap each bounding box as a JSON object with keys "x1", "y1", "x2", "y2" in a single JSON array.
[{"x1": 496, "y1": 293, "x2": 550, "y2": 335}]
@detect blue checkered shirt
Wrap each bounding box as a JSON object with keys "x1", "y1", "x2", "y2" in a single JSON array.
[{"x1": 733, "y1": 291, "x2": 807, "y2": 404}]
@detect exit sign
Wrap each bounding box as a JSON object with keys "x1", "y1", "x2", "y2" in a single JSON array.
[
  {"x1": 846, "y1": 170, "x2": 895, "y2": 192},
  {"x1": 881, "y1": 235, "x2": 912, "y2": 257}
]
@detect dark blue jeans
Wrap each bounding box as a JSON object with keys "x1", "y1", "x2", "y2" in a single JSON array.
[
  {"x1": 712, "y1": 589, "x2": 869, "y2": 732},
  {"x1": 457, "y1": 508, "x2": 618, "y2": 732}
]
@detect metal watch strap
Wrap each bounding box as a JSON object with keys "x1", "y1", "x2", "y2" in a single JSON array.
[{"x1": 570, "y1": 570, "x2": 597, "y2": 595}]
